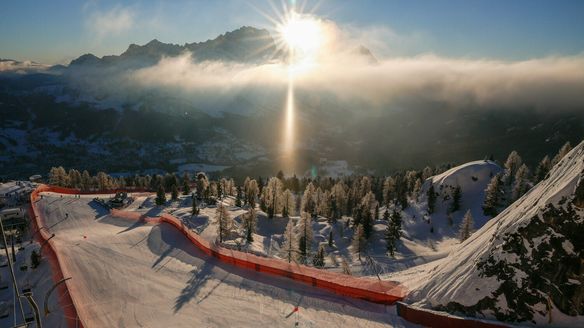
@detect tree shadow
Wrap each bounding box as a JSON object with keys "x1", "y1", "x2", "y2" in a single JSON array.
[{"x1": 173, "y1": 260, "x2": 216, "y2": 312}]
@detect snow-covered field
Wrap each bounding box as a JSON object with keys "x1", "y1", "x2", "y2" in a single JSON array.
[{"x1": 35, "y1": 194, "x2": 414, "y2": 327}]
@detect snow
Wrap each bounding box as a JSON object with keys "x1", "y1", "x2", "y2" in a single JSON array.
[
  {"x1": 34, "y1": 194, "x2": 414, "y2": 327},
  {"x1": 388, "y1": 141, "x2": 584, "y2": 325}
]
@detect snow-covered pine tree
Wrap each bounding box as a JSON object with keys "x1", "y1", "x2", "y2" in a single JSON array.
[
  {"x1": 246, "y1": 179, "x2": 259, "y2": 207},
  {"x1": 382, "y1": 176, "x2": 395, "y2": 207},
  {"x1": 504, "y1": 150, "x2": 523, "y2": 185},
  {"x1": 215, "y1": 203, "x2": 232, "y2": 243},
  {"x1": 156, "y1": 185, "x2": 166, "y2": 206},
  {"x1": 265, "y1": 177, "x2": 284, "y2": 218},
  {"x1": 459, "y1": 209, "x2": 474, "y2": 242},
  {"x1": 301, "y1": 182, "x2": 316, "y2": 216},
  {"x1": 281, "y1": 219, "x2": 297, "y2": 263},
  {"x1": 282, "y1": 189, "x2": 295, "y2": 217},
  {"x1": 313, "y1": 245, "x2": 325, "y2": 268},
  {"x1": 422, "y1": 166, "x2": 434, "y2": 180},
  {"x1": 512, "y1": 164, "x2": 531, "y2": 201},
  {"x1": 297, "y1": 212, "x2": 313, "y2": 264},
  {"x1": 552, "y1": 141, "x2": 572, "y2": 166},
  {"x1": 81, "y1": 170, "x2": 92, "y2": 191},
  {"x1": 413, "y1": 178, "x2": 422, "y2": 200},
  {"x1": 535, "y1": 155, "x2": 552, "y2": 182},
  {"x1": 483, "y1": 173, "x2": 502, "y2": 216},
  {"x1": 331, "y1": 182, "x2": 347, "y2": 219},
  {"x1": 319, "y1": 190, "x2": 331, "y2": 218},
  {"x1": 243, "y1": 208, "x2": 256, "y2": 243},
  {"x1": 235, "y1": 186, "x2": 243, "y2": 207},
  {"x1": 352, "y1": 224, "x2": 366, "y2": 260}
]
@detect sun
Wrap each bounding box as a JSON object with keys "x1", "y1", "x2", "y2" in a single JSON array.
[{"x1": 278, "y1": 11, "x2": 323, "y2": 63}]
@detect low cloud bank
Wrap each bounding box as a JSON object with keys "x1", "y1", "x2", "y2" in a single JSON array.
[{"x1": 126, "y1": 52, "x2": 584, "y2": 111}]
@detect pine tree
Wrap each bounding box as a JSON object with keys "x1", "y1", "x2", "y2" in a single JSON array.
[
  {"x1": 246, "y1": 179, "x2": 259, "y2": 207},
  {"x1": 243, "y1": 208, "x2": 257, "y2": 243},
  {"x1": 352, "y1": 224, "x2": 366, "y2": 260},
  {"x1": 281, "y1": 219, "x2": 297, "y2": 263},
  {"x1": 449, "y1": 185, "x2": 462, "y2": 213},
  {"x1": 427, "y1": 184, "x2": 436, "y2": 214},
  {"x1": 504, "y1": 151, "x2": 523, "y2": 185},
  {"x1": 191, "y1": 195, "x2": 199, "y2": 216},
  {"x1": 459, "y1": 209, "x2": 474, "y2": 242},
  {"x1": 422, "y1": 166, "x2": 434, "y2": 180},
  {"x1": 535, "y1": 155, "x2": 552, "y2": 182},
  {"x1": 282, "y1": 189, "x2": 295, "y2": 217},
  {"x1": 385, "y1": 209, "x2": 402, "y2": 256},
  {"x1": 512, "y1": 164, "x2": 530, "y2": 201},
  {"x1": 383, "y1": 208, "x2": 390, "y2": 221},
  {"x1": 312, "y1": 245, "x2": 325, "y2": 268},
  {"x1": 215, "y1": 203, "x2": 232, "y2": 243},
  {"x1": 156, "y1": 185, "x2": 166, "y2": 206},
  {"x1": 182, "y1": 178, "x2": 191, "y2": 195},
  {"x1": 483, "y1": 173, "x2": 502, "y2": 216},
  {"x1": 171, "y1": 184, "x2": 179, "y2": 201},
  {"x1": 301, "y1": 182, "x2": 317, "y2": 216},
  {"x1": 382, "y1": 177, "x2": 395, "y2": 206},
  {"x1": 264, "y1": 177, "x2": 284, "y2": 218},
  {"x1": 81, "y1": 170, "x2": 92, "y2": 191},
  {"x1": 552, "y1": 141, "x2": 572, "y2": 166},
  {"x1": 341, "y1": 258, "x2": 352, "y2": 275},
  {"x1": 297, "y1": 212, "x2": 313, "y2": 264},
  {"x1": 235, "y1": 186, "x2": 243, "y2": 207}
]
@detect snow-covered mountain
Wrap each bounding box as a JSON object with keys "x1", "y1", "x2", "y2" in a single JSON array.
[
  {"x1": 69, "y1": 26, "x2": 281, "y2": 69},
  {"x1": 406, "y1": 141, "x2": 584, "y2": 325}
]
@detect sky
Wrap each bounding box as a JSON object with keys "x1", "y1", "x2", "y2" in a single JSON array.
[{"x1": 1, "y1": 0, "x2": 584, "y2": 64}]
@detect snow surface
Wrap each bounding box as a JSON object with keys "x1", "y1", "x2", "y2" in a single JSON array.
[
  {"x1": 388, "y1": 142, "x2": 584, "y2": 325},
  {"x1": 35, "y1": 194, "x2": 415, "y2": 327}
]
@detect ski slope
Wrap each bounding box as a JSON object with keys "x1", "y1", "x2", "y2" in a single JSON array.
[
  {"x1": 36, "y1": 194, "x2": 413, "y2": 327},
  {"x1": 390, "y1": 141, "x2": 584, "y2": 325}
]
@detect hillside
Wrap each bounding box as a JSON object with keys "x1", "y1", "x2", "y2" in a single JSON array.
[{"x1": 402, "y1": 141, "x2": 584, "y2": 325}]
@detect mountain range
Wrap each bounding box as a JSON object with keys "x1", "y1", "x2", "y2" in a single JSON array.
[{"x1": 0, "y1": 26, "x2": 582, "y2": 179}]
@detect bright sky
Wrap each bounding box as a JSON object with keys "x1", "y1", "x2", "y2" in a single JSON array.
[{"x1": 1, "y1": 0, "x2": 584, "y2": 64}]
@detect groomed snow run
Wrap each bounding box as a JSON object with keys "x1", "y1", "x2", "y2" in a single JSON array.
[{"x1": 36, "y1": 194, "x2": 415, "y2": 327}]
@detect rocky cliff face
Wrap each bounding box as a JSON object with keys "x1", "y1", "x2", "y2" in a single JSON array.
[{"x1": 412, "y1": 141, "x2": 584, "y2": 325}]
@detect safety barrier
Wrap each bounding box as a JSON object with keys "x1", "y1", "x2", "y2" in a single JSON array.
[
  {"x1": 158, "y1": 213, "x2": 406, "y2": 304},
  {"x1": 396, "y1": 302, "x2": 511, "y2": 328},
  {"x1": 29, "y1": 185, "x2": 85, "y2": 328}
]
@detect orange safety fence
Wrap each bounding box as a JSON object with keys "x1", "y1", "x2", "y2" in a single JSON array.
[
  {"x1": 30, "y1": 185, "x2": 85, "y2": 328},
  {"x1": 156, "y1": 213, "x2": 407, "y2": 304}
]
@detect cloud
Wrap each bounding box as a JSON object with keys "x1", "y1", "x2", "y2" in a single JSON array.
[
  {"x1": 68, "y1": 17, "x2": 584, "y2": 113},
  {"x1": 121, "y1": 51, "x2": 584, "y2": 112},
  {"x1": 0, "y1": 59, "x2": 48, "y2": 73},
  {"x1": 86, "y1": 5, "x2": 135, "y2": 40}
]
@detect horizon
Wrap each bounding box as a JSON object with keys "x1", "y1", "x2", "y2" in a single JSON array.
[{"x1": 2, "y1": 0, "x2": 584, "y2": 65}]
